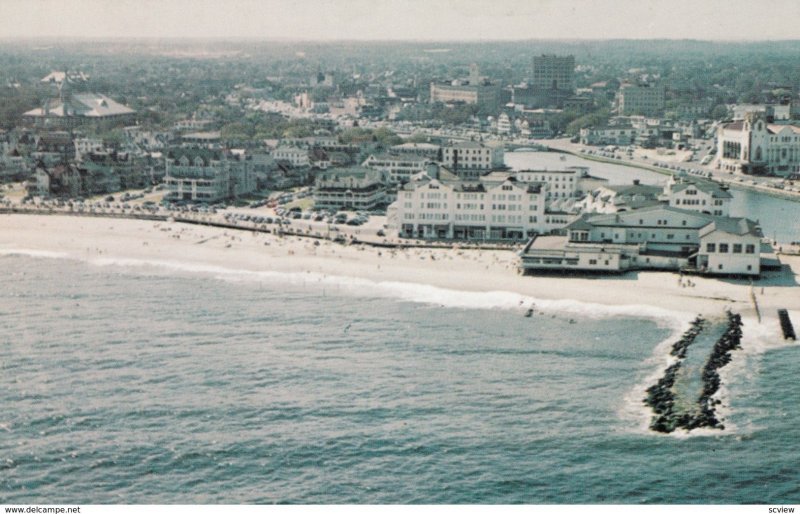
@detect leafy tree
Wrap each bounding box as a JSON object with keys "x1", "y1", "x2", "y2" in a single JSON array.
[
  {"x1": 710, "y1": 104, "x2": 730, "y2": 121},
  {"x1": 565, "y1": 109, "x2": 612, "y2": 135}
]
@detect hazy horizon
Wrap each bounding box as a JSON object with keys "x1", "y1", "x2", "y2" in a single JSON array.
[{"x1": 2, "y1": 0, "x2": 797, "y2": 42}]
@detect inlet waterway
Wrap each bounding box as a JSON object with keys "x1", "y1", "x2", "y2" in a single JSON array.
[{"x1": 506, "y1": 151, "x2": 800, "y2": 244}]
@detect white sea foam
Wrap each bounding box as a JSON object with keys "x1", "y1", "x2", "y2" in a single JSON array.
[
  {"x1": 625, "y1": 312, "x2": 796, "y2": 438},
  {"x1": 88, "y1": 255, "x2": 693, "y2": 326},
  {"x1": 0, "y1": 248, "x2": 71, "y2": 259},
  {"x1": 15, "y1": 248, "x2": 798, "y2": 439}
]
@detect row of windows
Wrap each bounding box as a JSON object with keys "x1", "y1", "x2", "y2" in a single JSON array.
[
  {"x1": 706, "y1": 243, "x2": 756, "y2": 254},
  {"x1": 454, "y1": 214, "x2": 486, "y2": 222},
  {"x1": 417, "y1": 213, "x2": 448, "y2": 221},
  {"x1": 638, "y1": 218, "x2": 690, "y2": 226}
]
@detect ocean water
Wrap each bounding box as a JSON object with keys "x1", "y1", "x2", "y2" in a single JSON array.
[{"x1": 2, "y1": 253, "x2": 800, "y2": 504}]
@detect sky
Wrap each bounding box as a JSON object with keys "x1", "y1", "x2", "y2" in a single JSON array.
[{"x1": 1, "y1": 0, "x2": 797, "y2": 41}]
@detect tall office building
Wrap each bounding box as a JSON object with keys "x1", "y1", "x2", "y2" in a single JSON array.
[{"x1": 532, "y1": 55, "x2": 575, "y2": 92}]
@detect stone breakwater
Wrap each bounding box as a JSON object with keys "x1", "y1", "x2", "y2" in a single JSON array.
[
  {"x1": 644, "y1": 316, "x2": 706, "y2": 433},
  {"x1": 695, "y1": 311, "x2": 744, "y2": 431},
  {"x1": 644, "y1": 313, "x2": 744, "y2": 434}
]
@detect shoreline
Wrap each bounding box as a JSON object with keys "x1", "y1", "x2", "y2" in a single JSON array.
[
  {"x1": 544, "y1": 143, "x2": 800, "y2": 203},
  {"x1": 3, "y1": 213, "x2": 799, "y2": 325}
]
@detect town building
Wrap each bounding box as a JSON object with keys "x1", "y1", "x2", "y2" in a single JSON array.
[
  {"x1": 532, "y1": 55, "x2": 575, "y2": 93},
  {"x1": 579, "y1": 175, "x2": 732, "y2": 217},
  {"x1": 34, "y1": 131, "x2": 75, "y2": 161},
  {"x1": 272, "y1": 145, "x2": 311, "y2": 168},
  {"x1": 429, "y1": 64, "x2": 502, "y2": 113},
  {"x1": 732, "y1": 104, "x2": 792, "y2": 122},
  {"x1": 29, "y1": 162, "x2": 82, "y2": 197},
  {"x1": 514, "y1": 166, "x2": 606, "y2": 201},
  {"x1": 313, "y1": 167, "x2": 386, "y2": 211},
  {"x1": 663, "y1": 175, "x2": 732, "y2": 216},
  {"x1": 390, "y1": 142, "x2": 442, "y2": 160},
  {"x1": 181, "y1": 131, "x2": 221, "y2": 148},
  {"x1": 361, "y1": 153, "x2": 429, "y2": 185},
  {"x1": 496, "y1": 112, "x2": 512, "y2": 135},
  {"x1": 163, "y1": 148, "x2": 256, "y2": 203},
  {"x1": 394, "y1": 173, "x2": 547, "y2": 240},
  {"x1": 579, "y1": 125, "x2": 635, "y2": 146},
  {"x1": 74, "y1": 138, "x2": 105, "y2": 160},
  {"x1": 716, "y1": 111, "x2": 800, "y2": 176},
  {"x1": 440, "y1": 141, "x2": 505, "y2": 179},
  {"x1": 617, "y1": 83, "x2": 666, "y2": 116},
  {"x1": 577, "y1": 181, "x2": 663, "y2": 214},
  {"x1": 23, "y1": 90, "x2": 135, "y2": 129},
  {"x1": 519, "y1": 205, "x2": 763, "y2": 276}
]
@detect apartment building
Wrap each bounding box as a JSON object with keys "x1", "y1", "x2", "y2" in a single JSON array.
[
  {"x1": 440, "y1": 141, "x2": 505, "y2": 179},
  {"x1": 164, "y1": 148, "x2": 255, "y2": 202},
  {"x1": 395, "y1": 173, "x2": 547, "y2": 240},
  {"x1": 617, "y1": 83, "x2": 666, "y2": 116},
  {"x1": 272, "y1": 145, "x2": 311, "y2": 168},
  {"x1": 362, "y1": 153, "x2": 429, "y2": 185},
  {"x1": 532, "y1": 55, "x2": 575, "y2": 92},
  {"x1": 313, "y1": 167, "x2": 386, "y2": 211}
]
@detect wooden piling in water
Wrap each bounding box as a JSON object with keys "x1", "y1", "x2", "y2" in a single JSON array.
[{"x1": 778, "y1": 309, "x2": 796, "y2": 341}]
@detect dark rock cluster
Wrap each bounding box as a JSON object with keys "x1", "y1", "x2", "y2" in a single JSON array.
[
  {"x1": 694, "y1": 311, "x2": 744, "y2": 430},
  {"x1": 644, "y1": 313, "x2": 743, "y2": 434},
  {"x1": 644, "y1": 316, "x2": 705, "y2": 433}
]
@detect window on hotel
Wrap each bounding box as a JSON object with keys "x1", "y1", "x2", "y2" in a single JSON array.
[
  {"x1": 719, "y1": 244, "x2": 729, "y2": 253},
  {"x1": 707, "y1": 243, "x2": 716, "y2": 252},
  {"x1": 733, "y1": 244, "x2": 742, "y2": 253},
  {"x1": 746, "y1": 244, "x2": 755, "y2": 254}
]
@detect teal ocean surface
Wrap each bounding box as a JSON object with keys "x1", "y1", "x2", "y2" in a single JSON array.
[{"x1": 2, "y1": 254, "x2": 799, "y2": 503}]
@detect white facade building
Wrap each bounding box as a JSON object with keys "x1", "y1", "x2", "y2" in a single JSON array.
[
  {"x1": 390, "y1": 142, "x2": 441, "y2": 160},
  {"x1": 272, "y1": 146, "x2": 311, "y2": 168},
  {"x1": 663, "y1": 175, "x2": 732, "y2": 217},
  {"x1": 579, "y1": 125, "x2": 635, "y2": 146},
  {"x1": 578, "y1": 181, "x2": 664, "y2": 214},
  {"x1": 313, "y1": 167, "x2": 386, "y2": 211},
  {"x1": 717, "y1": 112, "x2": 800, "y2": 176},
  {"x1": 74, "y1": 138, "x2": 104, "y2": 160},
  {"x1": 164, "y1": 149, "x2": 255, "y2": 202},
  {"x1": 514, "y1": 166, "x2": 604, "y2": 201},
  {"x1": 617, "y1": 83, "x2": 666, "y2": 116},
  {"x1": 394, "y1": 174, "x2": 549, "y2": 240},
  {"x1": 362, "y1": 153, "x2": 429, "y2": 185},
  {"x1": 519, "y1": 205, "x2": 762, "y2": 276},
  {"x1": 440, "y1": 141, "x2": 505, "y2": 179},
  {"x1": 732, "y1": 104, "x2": 791, "y2": 122},
  {"x1": 497, "y1": 113, "x2": 512, "y2": 135}
]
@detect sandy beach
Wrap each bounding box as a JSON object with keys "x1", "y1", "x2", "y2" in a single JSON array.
[{"x1": 3, "y1": 213, "x2": 799, "y2": 329}]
